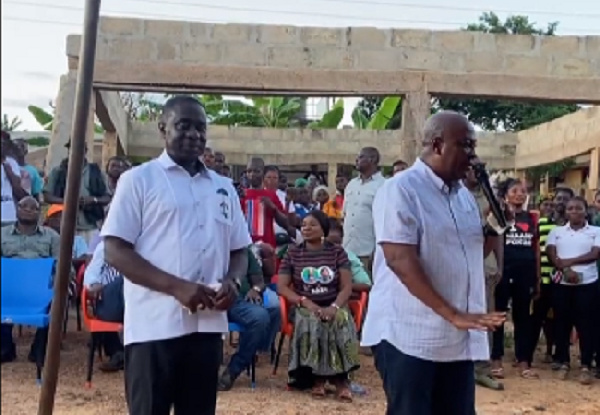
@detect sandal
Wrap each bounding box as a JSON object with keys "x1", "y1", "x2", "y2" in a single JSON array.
[
  {"x1": 520, "y1": 369, "x2": 539, "y2": 379},
  {"x1": 311, "y1": 383, "x2": 326, "y2": 399},
  {"x1": 336, "y1": 385, "x2": 353, "y2": 403},
  {"x1": 490, "y1": 367, "x2": 505, "y2": 379}
]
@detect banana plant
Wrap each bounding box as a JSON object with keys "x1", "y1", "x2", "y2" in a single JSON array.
[
  {"x1": 28, "y1": 105, "x2": 104, "y2": 133},
  {"x1": 367, "y1": 97, "x2": 402, "y2": 130},
  {"x1": 308, "y1": 99, "x2": 345, "y2": 129}
]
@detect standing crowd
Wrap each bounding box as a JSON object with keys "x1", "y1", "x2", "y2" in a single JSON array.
[{"x1": 1, "y1": 98, "x2": 599, "y2": 415}]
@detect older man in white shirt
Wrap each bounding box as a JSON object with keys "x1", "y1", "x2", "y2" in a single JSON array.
[
  {"x1": 102, "y1": 96, "x2": 251, "y2": 415},
  {"x1": 361, "y1": 111, "x2": 506, "y2": 415},
  {"x1": 342, "y1": 146, "x2": 385, "y2": 272}
]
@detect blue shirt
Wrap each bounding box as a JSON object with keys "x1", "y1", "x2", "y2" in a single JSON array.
[{"x1": 24, "y1": 165, "x2": 43, "y2": 197}]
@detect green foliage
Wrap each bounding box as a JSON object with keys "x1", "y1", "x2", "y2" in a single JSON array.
[
  {"x1": 2, "y1": 114, "x2": 23, "y2": 131},
  {"x1": 25, "y1": 137, "x2": 50, "y2": 147},
  {"x1": 367, "y1": 97, "x2": 402, "y2": 130},
  {"x1": 525, "y1": 158, "x2": 576, "y2": 181},
  {"x1": 308, "y1": 99, "x2": 344, "y2": 129},
  {"x1": 355, "y1": 96, "x2": 402, "y2": 129},
  {"x1": 28, "y1": 105, "x2": 54, "y2": 131}
]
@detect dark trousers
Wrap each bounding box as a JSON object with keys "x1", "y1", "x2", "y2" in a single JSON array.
[
  {"x1": 125, "y1": 332, "x2": 222, "y2": 415},
  {"x1": 1, "y1": 324, "x2": 48, "y2": 365},
  {"x1": 226, "y1": 298, "x2": 281, "y2": 379},
  {"x1": 492, "y1": 269, "x2": 535, "y2": 364},
  {"x1": 373, "y1": 341, "x2": 475, "y2": 415},
  {"x1": 530, "y1": 283, "x2": 555, "y2": 357},
  {"x1": 553, "y1": 283, "x2": 598, "y2": 368}
]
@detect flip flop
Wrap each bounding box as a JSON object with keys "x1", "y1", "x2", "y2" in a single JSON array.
[{"x1": 336, "y1": 386, "x2": 353, "y2": 403}]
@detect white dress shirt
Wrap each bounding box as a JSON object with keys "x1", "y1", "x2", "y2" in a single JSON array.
[
  {"x1": 342, "y1": 171, "x2": 385, "y2": 257},
  {"x1": 101, "y1": 151, "x2": 251, "y2": 345},
  {"x1": 546, "y1": 223, "x2": 600, "y2": 285},
  {"x1": 274, "y1": 188, "x2": 294, "y2": 235},
  {"x1": 1, "y1": 157, "x2": 21, "y2": 223},
  {"x1": 361, "y1": 159, "x2": 488, "y2": 362},
  {"x1": 84, "y1": 240, "x2": 121, "y2": 287}
]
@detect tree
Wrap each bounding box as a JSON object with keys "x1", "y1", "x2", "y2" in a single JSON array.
[
  {"x1": 2, "y1": 114, "x2": 23, "y2": 131},
  {"x1": 436, "y1": 12, "x2": 578, "y2": 132},
  {"x1": 354, "y1": 96, "x2": 403, "y2": 129}
]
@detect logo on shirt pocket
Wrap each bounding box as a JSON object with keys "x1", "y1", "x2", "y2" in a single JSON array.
[{"x1": 215, "y1": 188, "x2": 232, "y2": 225}]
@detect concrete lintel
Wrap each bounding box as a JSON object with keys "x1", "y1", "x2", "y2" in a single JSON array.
[{"x1": 87, "y1": 61, "x2": 600, "y2": 103}]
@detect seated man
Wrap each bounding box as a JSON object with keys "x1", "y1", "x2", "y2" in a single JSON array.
[
  {"x1": 0, "y1": 196, "x2": 61, "y2": 364},
  {"x1": 83, "y1": 240, "x2": 125, "y2": 372},
  {"x1": 218, "y1": 244, "x2": 282, "y2": 391}
]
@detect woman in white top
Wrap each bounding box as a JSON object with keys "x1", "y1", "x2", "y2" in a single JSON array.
[{"x1": 547, "y1": 196, "x2": 600, "y2": 385}]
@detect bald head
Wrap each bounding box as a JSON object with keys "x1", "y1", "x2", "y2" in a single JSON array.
[{"x1": 423, "y1": 111, "x2": 471, "y2": 147}]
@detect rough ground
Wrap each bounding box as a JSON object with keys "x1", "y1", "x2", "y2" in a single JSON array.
[{"x1": 2, "y1": 323, "x2": 599, "y2": 415}]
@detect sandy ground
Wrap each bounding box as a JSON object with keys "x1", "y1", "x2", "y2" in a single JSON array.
[{"x1": 2, "y1": 322, "x2": 599, "y2": 415}]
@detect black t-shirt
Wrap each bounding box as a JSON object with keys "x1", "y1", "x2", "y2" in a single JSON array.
[{"x1": 504, "y1": 211, "x2": 537, "y2": 266}]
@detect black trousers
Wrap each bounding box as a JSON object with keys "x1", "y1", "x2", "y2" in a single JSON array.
[
  {"x1": 125, "y1": 332, "x2": 223, "y2": 415},
  {"x1": 553, "y1": 283, "x2": 598, "y2": 368},
  {"x1": 373, "y1": 341, "x2": 475, "y2": 415},
  {"x1": 491, "y1": 265, "x2": 536, "y2": 364},
  {"x1": 529, "y1": 283, "x2": 555, "y2": 357}
]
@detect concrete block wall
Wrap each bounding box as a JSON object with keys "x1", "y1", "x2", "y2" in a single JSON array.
[
  {"x1": 515, "y1": 106, "x2": 600, "y2": 168},
  {"x1": 128, "y1": 123, "x2": 516, "y2": 169},
  {"x1": 66, "y1": 17, "x2": 600, "y2": 79}
]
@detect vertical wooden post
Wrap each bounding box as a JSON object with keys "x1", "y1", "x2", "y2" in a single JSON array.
[{"x1": 37, "y1": 1, "x2": 101, "y2": 414}]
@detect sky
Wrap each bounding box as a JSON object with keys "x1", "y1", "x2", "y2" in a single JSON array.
[{"x1": 2, "y1": 0, "x2": 600, "y2": 130}]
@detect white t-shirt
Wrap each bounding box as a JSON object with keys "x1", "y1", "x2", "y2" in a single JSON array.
[
  {"x1": 274, "y1": 188, "x2": 294, "y2": 236},
  {"x1": 1, "y1": 157, "x2": 21, "y2": 223},
  {"x1": 546, "y1": 223, "x2": 600, "y2": 285}
]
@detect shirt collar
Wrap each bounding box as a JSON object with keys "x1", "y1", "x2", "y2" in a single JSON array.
[
  {"x1": 566, "y1": 222, "x2": 589, "y2": 232},
  {"x1": 358, "y1": 171, "x2": 383, "y2": 183},
  {"x1": 11, "y1": 223, "x2": 43, "y2": 235},
  {"x1": 414, "y1": 158, "x2": 461, "y2": 195},
  {"x1": 157, "y1": 150, "x2": 209, "y2": 177}
]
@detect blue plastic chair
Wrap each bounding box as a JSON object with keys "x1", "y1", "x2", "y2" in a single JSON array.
[
  {"x1": 227, "y1": 291, "x2": 272, "y2": 389},
  {"x1": 1, "y1": 258, "x2": 55, "y2": 383}
]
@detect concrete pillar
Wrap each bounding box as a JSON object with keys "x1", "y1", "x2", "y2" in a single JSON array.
[
  {"x1": 102, "y1": 131, "x2": 118, "y2": 168},
  {"x1": 539, "y1": 173, "x2": 550, "y2": 196},
  {"x1": 564, "y1": 168, "x2": 584, "y2": 197},
  {"x1": 588, "y1": 147, "x2": 599, "y2": 200},
  {"x1": 401, "y1": 91, "x2": 431, "y2": 164},
  {"x1": 327, "y1": 162, "x2": 338, "y2": 195},
  {"x1": 45, "y1": 72, "x2": 77, "y2": 172}
]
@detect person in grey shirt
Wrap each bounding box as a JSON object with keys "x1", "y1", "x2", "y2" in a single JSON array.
[{"x1": 342, "y1": 147, "x2": 385, "y2": 274}]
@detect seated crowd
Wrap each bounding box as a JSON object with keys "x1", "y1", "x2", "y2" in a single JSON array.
[{"x1": 2, "y1": 127, "x2": 600, "y2": 407}]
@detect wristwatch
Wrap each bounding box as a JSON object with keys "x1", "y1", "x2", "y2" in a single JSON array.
[
  {"x1": 93, "y1": 197, "x2": 98, "y2": 204},
  {"x1": 251, "y1": 285, "x2": 263, "y2": 293},
  {"x1": 330, "y1": 303, "x2": 340, "y2": 310}
]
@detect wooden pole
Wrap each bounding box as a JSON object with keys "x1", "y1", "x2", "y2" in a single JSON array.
[{"x1": 37, "y1": 1, "x2": 101, "y2": 414}]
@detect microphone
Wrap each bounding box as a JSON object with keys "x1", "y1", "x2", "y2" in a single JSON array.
[{"x1": 469, "y1": 157, "x2": 508, "y2": 230}]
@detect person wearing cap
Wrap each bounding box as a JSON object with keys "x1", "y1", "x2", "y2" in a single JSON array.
[{"x1": 43, "y1": 140, "x2": 111, "y2": 244}]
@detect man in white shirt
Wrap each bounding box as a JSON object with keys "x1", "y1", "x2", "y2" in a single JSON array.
[
  {"x1": 342, "y1": 147, "x2": 385, "y2": 273},
  {"x1": 1, "y1": 132, "x2": 25, "y2": 226},
  {"x1": 102, "y1": 96, "x2": 251, "y2": 415},
  {"x1": 361, "y1": 111, "x2": 506, "y2": 415}
]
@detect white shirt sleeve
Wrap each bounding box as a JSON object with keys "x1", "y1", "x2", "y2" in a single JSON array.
[
  {"x1": 84, "y1": 241, "x2": 105, "y2": 287},
  {"x1": 374, "y1": 179, "x2": 420, "y2": 246},
  {"x1": 6, "y1": 157, "x2": 21, "y2": 178},
  {"x1": 100, "y1": 169, "x2": 142, "y2": 244},
  {"x1": 593, "y1": 227, "x2": 600, "y2": 248},
  {"x1": 227, "y1": 183, "x2": 252, "y2": 251},
  {"x1": 546, "y1": 227, "x2": 559, "y2": 246}
]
